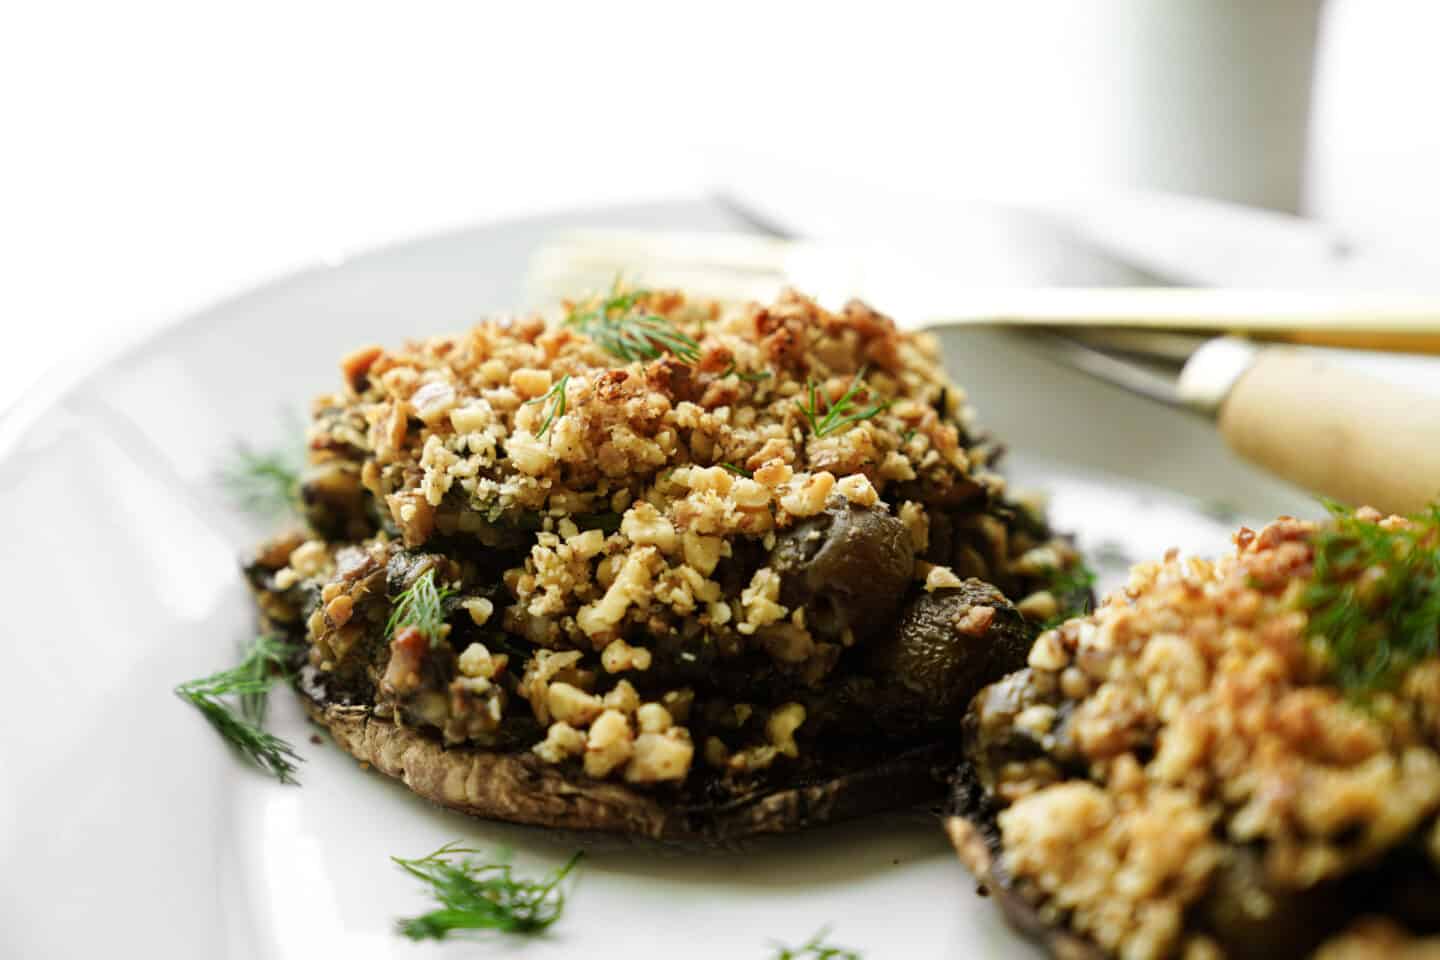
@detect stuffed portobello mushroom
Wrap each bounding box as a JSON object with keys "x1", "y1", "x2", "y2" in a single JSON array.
[
  {"x1": 949, "y1": 508, "x2": 1440, "y2": 959},
  {"x1": 246, "y1": 287, "x2": 1084, "y2": 843}
]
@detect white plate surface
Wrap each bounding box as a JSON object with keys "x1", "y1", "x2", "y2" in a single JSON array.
[{"x1": 0, "y1": 200, "x2": 1314, "y2": 959}]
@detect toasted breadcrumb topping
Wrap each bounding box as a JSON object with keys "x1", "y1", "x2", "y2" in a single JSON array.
[{"x1": 262, "y1": 288, "x2": 1075, "y2": 789}]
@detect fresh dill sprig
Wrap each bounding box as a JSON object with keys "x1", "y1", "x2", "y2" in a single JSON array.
[
  {"x1": 1041, "y1": 560, "x2": 1098, "y2": 630},
  {"x1": 771, "y1": 928, "x2": 862, "y2": 960},
  {"x1": 566, "y1": 287, "x2": 700, "y2": 364},
  {"x1": 392, "y1": 842, "x2": 582, "y2": 941},
  {"x1": 386, "y1": 567, "x2": 456, "y2": 648},
  {"x1": 174, "y1": 633, "x2": 305, "y2": 784},
  {"x1": 720, "y1": 360, "x2": 772, "y2": 383},
  {"x1": 720, "y1": 462, "x2": 753, "y2": 479},
  {"x1": 794, "y1": 367, "x2": 890, "y2": 439},
  {"x1": 220, "y1": 441, "x2": 303, "y2": 517},
  {"x1": 1302, "y1": 499, "x2": 1440, "y2": 695},
  {"x1": 525, "y1": 374, "x2": 570, "y2": 439}
]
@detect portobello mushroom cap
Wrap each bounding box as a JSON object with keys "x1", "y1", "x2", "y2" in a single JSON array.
[
  {"x1": 944, "y1": 765, "x2": 1439, "y2": 960},
  {"x1": 299, "y1": 672, "x2": 959, "y2": 845},
  {"x1": 945, "y1": 513, "x2": 1440, "y2": 958},
  {"x1": 292, "y1": 574, "x2": 1039, "y2": 843},
  {"x1": 246, "y1": 289, "x2": 1090, "y2": 844}
]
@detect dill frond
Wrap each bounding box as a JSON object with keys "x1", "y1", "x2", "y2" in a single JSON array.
[
  {"x1": 720, "y1": 462, "x2": 753, "y2": 479},
  {"x1": 794, "y1": 367, "x2": 890, "y2": 439},
  {"x1": 220, "y1": 441, "x2": 303, "y2": 517},
  {"x1": 525, "y1": 374, "x2": 570, "y2": 439},
  {"x1": 566, "y1": 287, "x2": 700, "y2": 364},
  {"x1": 174, "y1": 633, "x2": 305, "y2": 783},
  {"x1": 385, "y1": 567, "x2": 456, "y2": 647},
  {"x1": 720, "y1": 360, "x2": 772, "y2": 382},
  {"x1": 392, "y1": 842, "x2": 582, "y2": 941},
  {"x1": 1041, "y1": 560, "x2": 1098, "y2": 630},
  {"x1": 771, "y1": 927, "x2": 862, "y2": 960},
  {"x1": 1302, "y1": 499, "x2": 1440, "y2": 695}
]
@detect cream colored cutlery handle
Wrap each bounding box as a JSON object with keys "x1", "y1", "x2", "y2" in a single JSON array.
[{"x1": 1219, "y1": 350, "x2": 1440, "y2": 515}]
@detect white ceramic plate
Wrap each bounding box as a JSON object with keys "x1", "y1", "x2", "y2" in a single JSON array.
[{"x1": 0, "y1": 199, "x2": 1313, "y2": 959}]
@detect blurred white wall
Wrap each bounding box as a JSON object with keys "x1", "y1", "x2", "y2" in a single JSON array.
[
  {"x1": 0, "y1": 0, "x2": 1430, "y2": 415},
  {"x1": 1308, "y1": 0, "x2": 1440, "y2": 242},
  {"x1": 685, "y1": 0, "x2": 1322, "y2": 212}
]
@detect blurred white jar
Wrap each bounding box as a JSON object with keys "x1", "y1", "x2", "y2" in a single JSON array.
[
  {"x1": 1088, "y1": 0, "x2": 1324, "y2": 212},
  {"x1": 702, "y1": 1, "x2": 1324, "y2": 213},
  {"x1": 1307, "y1": 0, "x2": 1440, "y2": 244}
]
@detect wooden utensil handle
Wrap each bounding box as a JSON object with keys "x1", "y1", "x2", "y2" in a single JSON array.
[{"x1": 1219, "y1": 350, "x2": 1440, "y2": 515}]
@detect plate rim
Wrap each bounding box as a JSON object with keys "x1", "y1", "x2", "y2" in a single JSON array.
[{"x1": 0, "y1": 200, "x2": 697, "y2": 461}]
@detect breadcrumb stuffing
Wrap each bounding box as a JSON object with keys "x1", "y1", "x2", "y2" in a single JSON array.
[
  {"x1": 282, "y1": 288, "x2": 1077, "y2": 792},
  {"x1": 974, "y1": 514, "x2": 1440, "y2": 959}
]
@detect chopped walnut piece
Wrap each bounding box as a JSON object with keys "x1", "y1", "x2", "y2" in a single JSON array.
[
  {"x1": 533, "y1": 722, "x2": 585, "y2": 763},
  {"x1": 766, "y1": 702, "x2": 806, "y2": 758},
  {"x1": 600, "y1": 638, "x2": 653, "y2": 674},
  {"x1": 584, "y1": 709, "x2": 634, "y2": 778},
  {"x1": 462, "y1": 597, "x2": 495, "y2": 627},
  {"x1": 546, "y1": 682, "x2": 603, "y2": 727},
  {"x1": 635, "y1": 703, "x2": 673, "y2": 734},
  {"x1": 953, "y1": 604, "x2": 996, "y2": 636},
  {"x1": 922, "y1": 563, "x2": 965, "y2": 591},
  {"x1": 340, "y1": 344, "x2": 383, "y2": 393},
  {"x1": 411, "y1": 380, "x2": 459, "y2": 425},
  {"x1": 602, "y1": 679, "x2": 640, "y2": 715},
  {"x1": 625, "y1": 731, "x2": 694, "y2": 783},
  {"x1": 288, "y1": 540, "x2": 331, "y2": 578},
  {"x1": 509, "y1": 367, "x2": 552, "y2": 399},
  {"x1": 1017, "y1": 589, "x2": 1059, "y2": 622},
  {"x1": 457, "y1": 642, "x2": 506, "y2": 680}
]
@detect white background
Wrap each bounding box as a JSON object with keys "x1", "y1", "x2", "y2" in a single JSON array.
[{"x1": 5, "y1": 0, "x2": 1440, "y2": 417}]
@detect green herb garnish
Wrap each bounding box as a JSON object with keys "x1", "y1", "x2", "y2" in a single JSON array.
[
  {"x1": 174, "y1": 633, "x2": 305, "y2": 783},
  {"x1": 525, "y1": 374, "x2": 570, "y2": 439},
  {"x1": 392, "y1": 842, "x2": 582, "y2": 941},
  {"x1": 1041, "y1": 560, "x2": 1098, "y2": 630},
  {"x1": 795, "y1": 366, "x2": 890, "y2": 439},
  {"x1": 720, "y1": 462, "x2": 753, "y2": 479},
  {"x1": 220, "y1": 441, "x2": 303, "y2": 516},
  {"x1": 566, "y1": 286, "x2": 700, "y2": 364},
  {"x1": 771, "y1": 928, "x2": 862, "y2": 960},
  {"x1": 385, "y1": 567, "x2": 455, "y2": 648},
  {"x1": 721, "y1": 360, "x2": 772, "y2": 382},
  {"x1": 1302, "y1": 499, "x2": 1440, "y2": 694}
]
